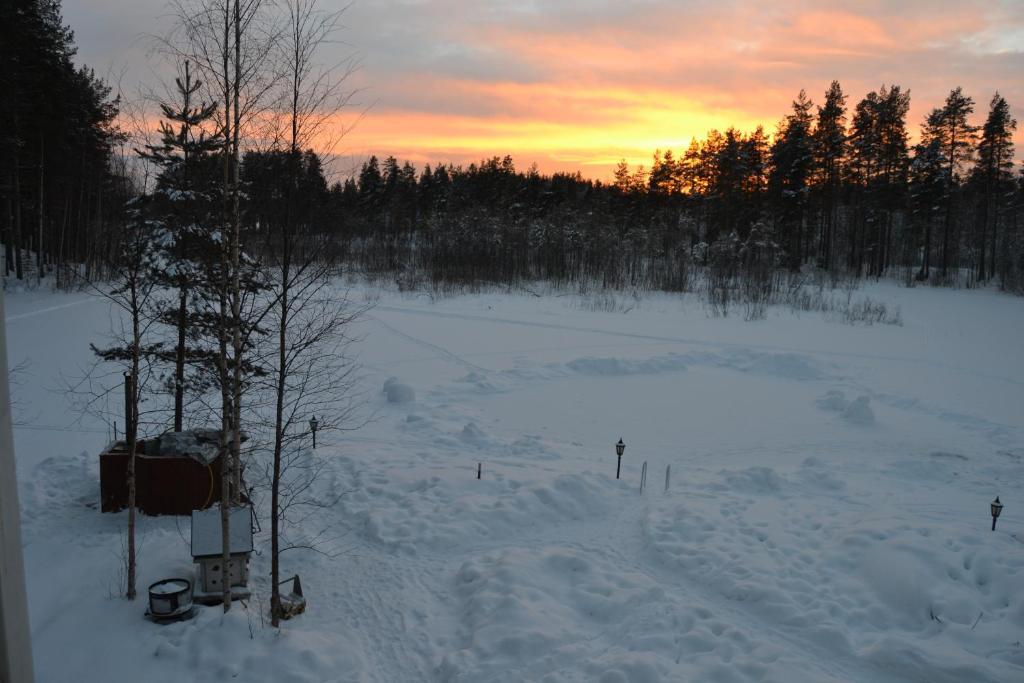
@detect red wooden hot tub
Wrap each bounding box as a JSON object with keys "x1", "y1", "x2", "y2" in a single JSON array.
[{"x1": 99, "y1": 434, "x2": 223, "y2": 516}]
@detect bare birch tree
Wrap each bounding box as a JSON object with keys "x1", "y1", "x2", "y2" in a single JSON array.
[
  {"x1": 167, "y1": 0, "x2": 278, "y2": 612},
  {"x1": 90, "y1": 197, "x2": 162, "y2": 600},
  {"x1": 262, "y1": 0, "x2": 362, "y2": 626}
]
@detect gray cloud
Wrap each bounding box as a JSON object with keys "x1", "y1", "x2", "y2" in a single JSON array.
[{"x1": 62, "y1": 0, "x2": 1024, "y2": 175}]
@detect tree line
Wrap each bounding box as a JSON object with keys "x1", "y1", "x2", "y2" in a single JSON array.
[
  {"x1": 1, "y1": 0, "x2": 127, "y2": 286},
  {"x1": 330, "y1": 83, "x2": 1021, "y2": 293}
]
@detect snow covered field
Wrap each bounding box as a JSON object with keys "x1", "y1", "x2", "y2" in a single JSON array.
[{"x1": 8, "y1": 281, "x2": 1024, "y2": 682}]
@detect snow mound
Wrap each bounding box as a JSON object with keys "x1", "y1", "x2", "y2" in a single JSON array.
[
  {"x1": 715, "y1": 466, "x2": 786, "y2": 494},
  {"x1": 383, "y1": 376, "x2": 415, "y2": 403},
  {"x1": 641, "y1": 496, "x2": 1024, "y2": 682},
  {"x1": 503, "y1": 434, "x2": 560, "y2": 460},
  {"x1": 741, "y1": 352, "x2": 824, "y2": 380},
  {"x1": 841, "y1": 395, "x2": 875, "y2": 425},
  {"x1": 817, "y1": 390, "x2": 876, "y2": 425},
  {"x1": 442, "y1": 547, "x2": 678, "y2": 681},
  {"x1": 460, "y1": 422, "x2": 488, "y2": 442},
  {"x1": 565, "y1": 354, "x2": 689, "y2": 376},
  {"x1": 817, "y1": 389, "x2": 849, "y2": 411},
  {"x1": 147, "y1": 608, "x2": 365, "y2": 682},
  {"x1": 455, "y1": 370, "x2": 507, "y2": 393},
  {"x1": 350, "y1": 473, "x2": 616, "y2": 553},
  {"x1": 798, "y1": 457, "x2": 847, "y2": 491}
]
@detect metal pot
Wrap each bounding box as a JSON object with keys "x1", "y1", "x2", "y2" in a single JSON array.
[{"x1": 148, "y1": 578, "x2": 193, "y2": 619}]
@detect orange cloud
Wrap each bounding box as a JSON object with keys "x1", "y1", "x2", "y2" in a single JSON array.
[
  {"x1": 74, "y1": 0, "x2": 1024, "y2": 180},
  {"x1": 328, "y1": 1, "x2": 1024, "y2": 179},
  {"x1": 328, "y1": 78, "x2": 772, "y2": 176}
]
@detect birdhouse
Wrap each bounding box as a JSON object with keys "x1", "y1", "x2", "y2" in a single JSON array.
[{"x1": 190, "y1": 504, "x2": 254, "y2": 604}]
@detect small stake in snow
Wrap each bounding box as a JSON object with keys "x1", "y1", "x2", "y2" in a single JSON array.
[
  {"x1": 309, "y1": 415, "x2": 319, "y2": 450},
  {"x1": 477, "y1": 462, "x2": 481, "y2": 480},
  {"x1": 991, "y1": 496, "x2": 1003, "y2": 531},
  {"x1": 615, "y1": 438, "x2": 625, "y2": 480},
  {"x1": 639, "y1": 461, "x2": 648, "y2": 494},
  {"x1": 664, "y1": 464, "x2": 671, "y2": 493}
]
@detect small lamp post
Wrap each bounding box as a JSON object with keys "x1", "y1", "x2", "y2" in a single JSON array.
[
  {"x1": 615, "y1": 438, "x2": 625, "y2": 480},
  {"x1": 309, "y1": 415, "x2": 319, "y2": 450},
  {"x1": 991, "y1": 496, "x2": 1003, "y2": 531}
]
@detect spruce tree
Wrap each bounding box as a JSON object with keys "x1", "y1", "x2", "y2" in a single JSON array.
[
  {"x1": 138, "y1": 61, "x2": 224, "y2": 430},
  {"x1": 769, "y1": 90, "x2": 815, "y2": 270}
]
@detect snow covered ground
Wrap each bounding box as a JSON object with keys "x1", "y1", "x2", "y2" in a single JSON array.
[{"x1": 8, "y1": 281, "x2": 1024, "y2": 682}]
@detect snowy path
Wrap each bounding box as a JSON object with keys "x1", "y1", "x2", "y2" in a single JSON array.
[
  {"x1": 369, "y1": 313, "x2": 491, "y2": 373},
  {"x1": 374, "y1": 303, "x2": 1024, "y2": 387},
  {"x1": 5, "y1": 296, "x2": 98, "y2": 323}
]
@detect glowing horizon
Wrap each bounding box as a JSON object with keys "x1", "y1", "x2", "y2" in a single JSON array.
[{"x1": 66, "y1": 0, "x2": 1024, "y2": 180}]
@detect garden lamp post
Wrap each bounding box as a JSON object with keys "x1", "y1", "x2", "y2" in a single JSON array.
[
  {"x1": 991, "y1": 496, "x2": 1003, "y2": 531},
  {"x1": 309, "y1": 415, "x2": 319, "y2": 450},
  {"x1": 616, "y1": 438, "x2": 625, "y2": 480}
]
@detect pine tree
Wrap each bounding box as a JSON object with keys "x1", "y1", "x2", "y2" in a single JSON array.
[
  {"x1": 649, "y1": 149, "x2": 680, "y2": 195},
  {"x1": 873, "y1": 86, "x2": 911, "y2": 276},
  {"x1": 138, "y1": 61, "x2": 224, "y2": 431},
  {"x1": 630, "y1": 164, "x2": 648, "y2": 194},
  {"x1": 921, "y1": 87, "x2": 979, "y2": 278},
  {"x1": 1, "y1": 0, "x2": 122, "y2": 285},
  {"x1": 358, "y1": 155, "x2": 384, "y2": 223},
  {"x1": 681, "y1": 138, "x2": 702, "y2": 195},
  {"x1": 648, "y1": 150, "x2": 664, "y2": 194},
  {"x1": 714, "y1": 128, "x2": 754, "y2": 237},
  {"x1": 382, "y1": 155, "x2": 401, "y2": 231},
  {"x1": 848, "y1": 86, "x2": 910, "y2": 276},
  {"x1": 910, "y1": 139, "x2": 947, "y2": 280},
  {"x1": 971, "y1": 93, "x2": 1016, "y2": 281},
  {"x1": 613, "y1": 159, "x2": 631, "y2": 193},
  {"x1": 769, "y1": 90, "x2": 815, "y2": 269},
  {"x1": 813, "y1": 81, "x2": 847, "y2": 270}
]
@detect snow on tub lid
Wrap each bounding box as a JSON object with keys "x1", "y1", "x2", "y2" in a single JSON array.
[
  {"x1": 150, "y1": 579, "x2": 190, "y2": 595},
  {"x1": 191, "y1": 505, "x2": 253, "y2": 558}
]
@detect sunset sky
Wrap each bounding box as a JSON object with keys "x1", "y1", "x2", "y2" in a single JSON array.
[{"x1": 66, "y1": 0, "x2": 1024, "y2": 179}]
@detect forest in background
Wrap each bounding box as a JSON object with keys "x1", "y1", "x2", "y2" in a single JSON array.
[
  {"x1": 334, "y1": 83, "x2": 1022, "y2": 296},
  {"x1": 2, "y1": 0, "x2": 1023, "y2": 298},
  {"x1": 1, "y1": 0, "x2": 126, "y2": 286}
]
